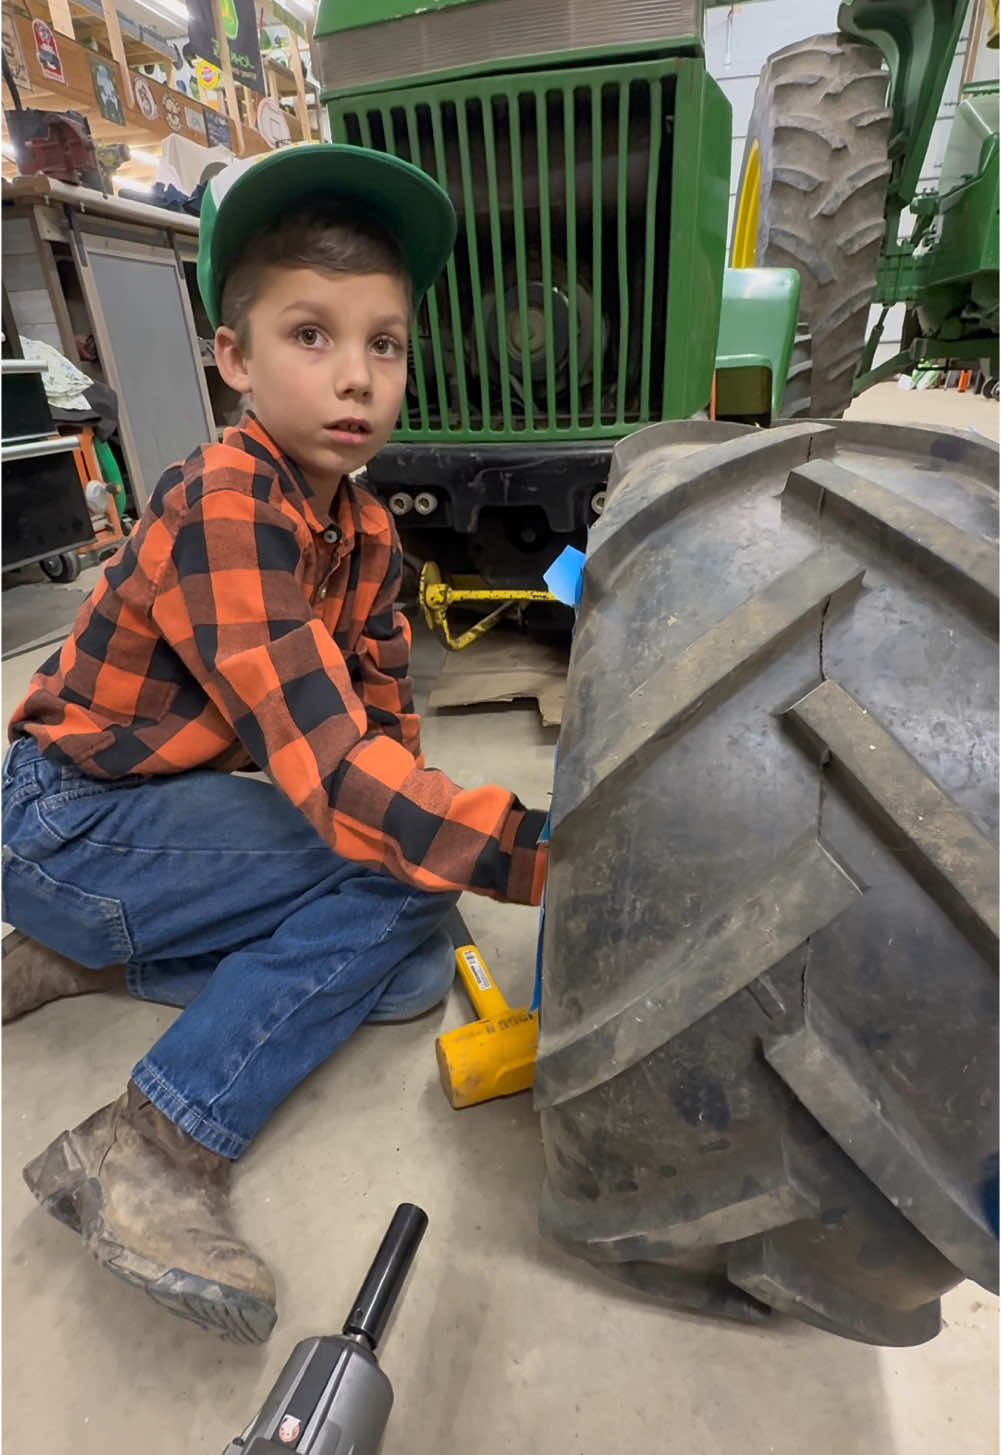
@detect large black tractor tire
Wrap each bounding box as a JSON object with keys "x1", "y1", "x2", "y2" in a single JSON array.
[
  {"x1": 537, "y1": 418, "x2": 999, "y2": 1345},
  {"x1": 733, "y1": 35, "x2": 892, "y2": 417}
]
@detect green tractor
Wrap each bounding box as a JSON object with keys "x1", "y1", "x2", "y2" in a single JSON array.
[
  {"x1": 314, "y1": 1, "x2": 998, "y2": 1346},
  {"x1": 315, "y1": 0, "x2": 998, "y2": 576},
  {"x1": 730, "y1": 5, "x2": 1000, "y2": 417}
]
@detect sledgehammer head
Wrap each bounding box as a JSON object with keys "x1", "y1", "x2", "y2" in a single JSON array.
[{"x1": 435, "y1": 1009, "x2": 538, "y2": 1109}]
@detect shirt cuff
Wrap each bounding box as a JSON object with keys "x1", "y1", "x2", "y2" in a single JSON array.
[{"x1": 502, "y1": 808, "x2": 549, "y2": 904}]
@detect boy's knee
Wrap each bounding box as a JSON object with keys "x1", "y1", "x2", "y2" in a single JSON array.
[{"x1": 367, "y1": 927, "x2": 454, "y2": 1023}]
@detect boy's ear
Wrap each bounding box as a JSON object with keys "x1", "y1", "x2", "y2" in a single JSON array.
[{"x1": 215, "y1": 326, "x2": 252, "y2": 395}]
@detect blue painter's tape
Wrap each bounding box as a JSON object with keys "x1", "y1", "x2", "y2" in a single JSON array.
[
  {"x1": 531, "y1": 742, "x2": 558, "y2": 1014},
  {"x1": 982, "y1": 1152, "x2": 999, "y2": 1237},
  {"x1": 544, "y1": 546, "x2": 587, "y2": 608},
  {"x1": 531, "y1": 891, "x2": 546, "y2": 1015}
]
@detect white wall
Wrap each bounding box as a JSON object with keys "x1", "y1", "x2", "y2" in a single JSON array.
[{"x1": 703, "y1": 2, "x2": 984, "y2": 362}]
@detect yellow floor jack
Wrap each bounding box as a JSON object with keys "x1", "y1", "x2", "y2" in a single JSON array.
[{"x1": 418, "y1": 561, "x2": 556, "y2": 651}]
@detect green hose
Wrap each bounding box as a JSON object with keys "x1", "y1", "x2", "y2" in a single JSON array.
[{"x1": 93, "y1": 438, "x2": 128, "y2": 519}]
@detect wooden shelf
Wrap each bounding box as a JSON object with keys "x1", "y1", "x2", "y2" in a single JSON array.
[
  {"x1": 264, "y1": 57, "x2": 319, "y2": 97},
  {"x1": 67, "y1": 0, "x2": 176, "y2": 70},
  {"x1": 2, "y1": 172, "x2": 201, "y2": 230},
  {"x1": 1, "y1": 0, "x2": 321, "y2": 178},
  {"x1": 1, "y1": 9, "x2": 285, "y2": 158}
]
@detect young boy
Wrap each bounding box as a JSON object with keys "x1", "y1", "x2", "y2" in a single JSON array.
[{"x1": 2, "y1": 146, "x2": 548, "y2": 1345}]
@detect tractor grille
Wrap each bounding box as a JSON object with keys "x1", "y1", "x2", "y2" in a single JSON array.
[{"x1": 330, "y1": 61, "x2": 678, "y2": 442}]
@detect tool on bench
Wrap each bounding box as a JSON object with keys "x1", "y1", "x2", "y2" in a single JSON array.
[
  {"x1": 220, "y1": 1203, "x2": 427, "y2": 1454},
  {"x1": 436, "y1": 923, "x2": 537, "y2": 1108}
]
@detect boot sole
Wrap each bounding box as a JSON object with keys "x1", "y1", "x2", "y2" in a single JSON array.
[
  {"x1": 23, "y1": 1129, "x2": 91, "y2": 1234},
  {"x1": 23, "y1": 1133, "x2": 277, "y2": 1346}
]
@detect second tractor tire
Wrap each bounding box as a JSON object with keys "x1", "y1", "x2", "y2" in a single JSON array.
[{"x1": 732, "y1": 35, "x2": 893, "y2": 417}]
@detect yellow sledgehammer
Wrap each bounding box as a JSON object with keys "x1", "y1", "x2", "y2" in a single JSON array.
[{"x1": 435, "y1": 935, "x2": 537, "y2": 1108}]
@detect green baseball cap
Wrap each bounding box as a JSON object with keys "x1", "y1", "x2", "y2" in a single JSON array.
[{"x1": 197, "y1": 143, "x2": 457, "y2": 330}]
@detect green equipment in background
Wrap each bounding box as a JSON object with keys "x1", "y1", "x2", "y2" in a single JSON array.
[
  {"x1": 313, "y1": 0, "x2": 998, "y2": 583},
  {"x1": 732, "y1": 4, "x2": 999, "y2": 415}
]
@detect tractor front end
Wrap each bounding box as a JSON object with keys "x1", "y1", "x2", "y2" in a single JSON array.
[{"x1": 313, "y1": 0, "x2": 730, "y2": 582}]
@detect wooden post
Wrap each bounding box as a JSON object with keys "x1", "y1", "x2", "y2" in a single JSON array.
[
  {"x1": 239, "y1": 82, "x2": 255, "y2": 129},
  {"x1": 266, "y1": 62, "x2": 279, "y2": 103},
  {"x1": 99, "y1": 0, "x2": 134, "y2": 106},
  {"x1": 47, "y1": 0, "x2": 75, "y2": 39},
  {"x1": 211, "y1": 0, "x2": 244, "y2": 151},
  {"x1": 286, "y1": 35, "x2": 312, "y2": 141}
]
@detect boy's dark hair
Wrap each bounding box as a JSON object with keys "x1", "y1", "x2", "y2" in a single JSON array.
[{"x1": 220, "y1": 205, "x2": 410, "y2": 350}]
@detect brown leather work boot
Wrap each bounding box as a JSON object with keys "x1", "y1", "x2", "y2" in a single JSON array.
[
  {"x1": 2, "y1": 931, "x2": 127, "y2": 1024},
  {"x1": 22, "y1": 1082, "x2": 277, "y2": 1344}
]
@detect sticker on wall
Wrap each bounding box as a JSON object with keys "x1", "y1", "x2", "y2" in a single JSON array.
[
  {"x1": 89, "y1": 56, "x2": 125, "y2": 126},
  {"x1": 193, "y1": 57, "x2": 220, "y2": 90},
  {"x1": 162, "y1": 91, "x2": 183, "y2": 132},
  {"x1": 31, "y1": 19, "x2": 64, "y2": 83},
  {"x1": 204, "y1": 109, "x2": 231, "y2": 149},
  {"x1": 133, "y1": 74, "x2": 159, "y2": 122},
  {"x1": 256, "y1": 97, "x2": 290, "y2": 149},
  {"x1": 184, "y1": 104, "x2": 207, "y2": 139},
  {"x1": 193, "y1": 56, "x2": 221, "y2": 109},
  {"x1": 2, "y1": 12, "x2": 31, "y2": 91}
]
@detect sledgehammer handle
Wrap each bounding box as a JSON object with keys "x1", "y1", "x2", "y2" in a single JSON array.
[{"x1": 453, "y1": 942, "x2": 510, "y2": 1020}]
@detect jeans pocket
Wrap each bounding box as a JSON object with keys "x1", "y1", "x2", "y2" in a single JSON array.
[
  {"x1": 1, "y1": 845, "x2": 134, "y2": 967},
  {"x1": 34, "y1": 776, "x2": 147, "y2": 846},
  {"x1": 2, "y1": 736, "x2": 37, "y2": 796},
  {"x1": 1, "y1": 741, "x2": 19, "y2": 789}
]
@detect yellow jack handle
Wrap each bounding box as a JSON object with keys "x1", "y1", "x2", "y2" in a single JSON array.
[{"x1": 418, "y1": 561, "x2": 556, "y2": 650}]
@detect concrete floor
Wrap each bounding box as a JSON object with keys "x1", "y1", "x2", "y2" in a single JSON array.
[
  {"x1": 3, "y1": 385, "x2": 998, "y2": 1454},
  {"x1": 845, "y1": 378, "x2": 1000, "y2": 439}
]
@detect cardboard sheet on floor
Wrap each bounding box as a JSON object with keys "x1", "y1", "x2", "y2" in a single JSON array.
[{"x1": 428, "y1": 633, "x2": 569, "y2": 726}]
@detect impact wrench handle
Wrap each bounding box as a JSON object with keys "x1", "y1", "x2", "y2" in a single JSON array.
[{"x1": 220, "y1": 1204, "x2": 428, "y2": 1454}]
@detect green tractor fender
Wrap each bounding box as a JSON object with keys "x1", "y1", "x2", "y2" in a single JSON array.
[
  {"x1": 837, "y1": 0, "x2": 970, "y2": 211},
  {"x1": 714, "y1": 266, "x2": 801, "y2": 423}
]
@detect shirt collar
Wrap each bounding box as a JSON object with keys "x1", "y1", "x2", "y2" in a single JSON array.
[{"x1": 231, "y1": 413, "x2": 358, "y2": 554}]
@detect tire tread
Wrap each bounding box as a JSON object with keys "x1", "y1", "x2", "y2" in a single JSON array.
[{"x1": 539, "y1": 420, "x2": 999, "y2": 1346}]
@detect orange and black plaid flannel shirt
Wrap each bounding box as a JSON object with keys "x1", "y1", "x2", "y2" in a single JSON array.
[{"x1": 10, "y1": 415, "x2": 548, "y2": 904}]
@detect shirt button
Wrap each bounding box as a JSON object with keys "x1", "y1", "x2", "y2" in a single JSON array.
[{"x1": 323, "y1": 527, "x2": 340, "y2": 545}]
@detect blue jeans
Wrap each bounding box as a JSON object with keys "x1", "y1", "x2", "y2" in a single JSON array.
[{"x1": 2, "y1": 736, "x2": 457, "y2": 1158}]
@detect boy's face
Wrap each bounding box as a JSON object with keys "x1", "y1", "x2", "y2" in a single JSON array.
[{"x1": 215, "y1": 265, "x2": 410, "y2": 505}]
